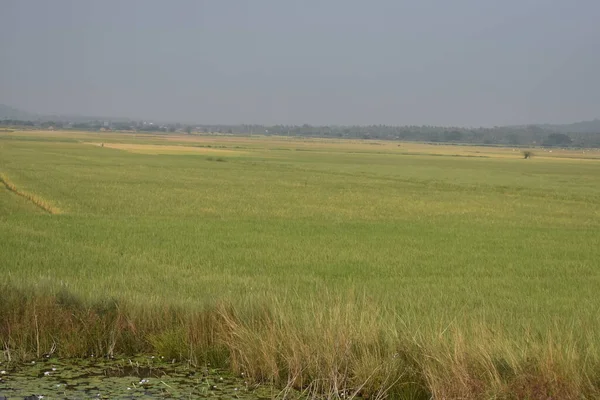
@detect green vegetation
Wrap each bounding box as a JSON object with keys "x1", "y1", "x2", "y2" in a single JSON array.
[
  {"x1": 1, "y1": 131, "x2": 600, "y2": 399},
  {"x1": 0, "y1": 356, "x2": 273, "y2": 399}
]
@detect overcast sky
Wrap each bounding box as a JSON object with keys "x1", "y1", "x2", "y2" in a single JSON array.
[{"x1": 1, "y1": 0, "x2": 599, "y2": 126}]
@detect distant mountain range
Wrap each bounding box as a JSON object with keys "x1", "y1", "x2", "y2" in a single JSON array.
[
  {"x1": 0, "y1": 104, "x2": 132, "y2": 124},
  {"x1": 1, "y1": 103, "x2": 599, "y2": 132},
  {"x1": 536, "y1": 119, "x2": 600, "y2": 134},
  {"x1": 0, "y1": 104, "x2": 38, "y2": 120}
]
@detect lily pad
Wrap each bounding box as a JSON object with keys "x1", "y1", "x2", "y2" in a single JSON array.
[{"x1": 0, "y1": 356, "x2": 298, "y2": 399}]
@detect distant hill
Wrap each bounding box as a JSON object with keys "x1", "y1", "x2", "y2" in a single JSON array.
[
  {"x1": 0, "y1": 104, "x2": 134, "y2": 124},
  {"x1": 2, "y1": 103, "x2": 598, "y2": 132},
  {"x1": 0, "y1": 104, "x2": 38, "y2": 120},
  {"x1": 538, "y1": 119, "x2": 600, "y2": 134}
]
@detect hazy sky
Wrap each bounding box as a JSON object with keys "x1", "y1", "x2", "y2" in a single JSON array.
[{"x1": 1, "y1": 1, "x2": 599, "y2": 126}]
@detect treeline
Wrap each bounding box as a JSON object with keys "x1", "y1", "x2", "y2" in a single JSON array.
[
  {"x1": 250, "y1": 124, "x2": 600, "y2": 147},
  {"x1": 2, "y1": 119, "x2": 600, "y2": 147}
]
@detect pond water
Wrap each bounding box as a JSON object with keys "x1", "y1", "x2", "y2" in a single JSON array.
[{"x1": 0, "y1": 356, "x2": 282, "y2": 399}]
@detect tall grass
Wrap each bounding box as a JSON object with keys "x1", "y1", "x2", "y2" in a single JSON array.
[
  {"x1": 1, "y1": 131, "x2": 600, "y2": 398},
  {"x1": 1, "y1": 286, "x2": 598, "y2": 399}
]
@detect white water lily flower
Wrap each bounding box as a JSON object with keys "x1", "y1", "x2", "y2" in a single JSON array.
[
  {"x1": 44, "y1": 371, "x2": 51, "y2": 376},
  {"x1": 0, "y1": 371, "x2": 6, "y2": 374}
]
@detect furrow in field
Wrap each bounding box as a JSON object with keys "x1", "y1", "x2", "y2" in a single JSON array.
[{"x1": 0, "y1": 173, "x2": 62, "y2": 214}]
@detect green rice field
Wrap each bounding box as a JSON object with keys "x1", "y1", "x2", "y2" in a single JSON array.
[{"x1": 1, "y1": 130, "x2": 600, "y2": 399}]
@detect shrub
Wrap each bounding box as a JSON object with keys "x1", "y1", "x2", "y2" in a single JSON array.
[{"x1": 523, "y1": 150, "x2": 533, "y2": 159}]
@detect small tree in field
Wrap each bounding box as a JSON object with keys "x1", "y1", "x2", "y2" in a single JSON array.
[{"x1": 523, "y1": 150, "x2": 533, "y2": 159}]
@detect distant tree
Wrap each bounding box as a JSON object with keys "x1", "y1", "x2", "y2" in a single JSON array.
[
  {"x1": 507, "y1": 133, "x2": 521, "y2": 145},
  {"x1": 544, "y1": 133, "x2": 572, "y2": 147},
  {"x1": 443, "y1": 130, "x2": 463, "y2": 142},
  {"x1": 185, "y1": 126, "x2": 192, "y2": 134},
  {"x1": 523, "y1": 150, "x2": 533, "y2": 159}
]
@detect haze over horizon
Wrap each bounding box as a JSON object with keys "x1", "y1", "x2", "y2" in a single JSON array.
[{"x1": 1, "y1": 1, "x2": 599, "y2": 127}]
